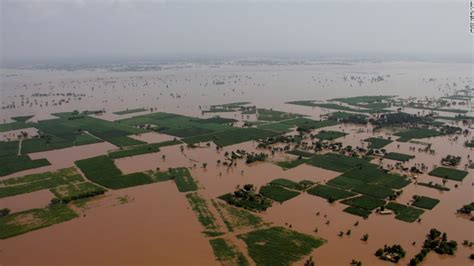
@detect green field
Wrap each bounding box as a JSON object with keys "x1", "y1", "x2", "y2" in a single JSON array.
[
  {"x1": 394, "y1": 128, "x2": 442, "y2": 142},
  {"x1": 186, "y1": 192, "x2": 221, "y2": 236},
  {"x1": 384, "y1": 152, "x2": 415, "y2": 162},
  {"x1": 286, "y1": 101, "x2": 383, "y2": 114},
  {"x1": 113, "y1": 108, "x2": 148, "y2": 115},
  {"x1": 257, "y1": 122, "x2": 295, "y2": 133},
  {"x1": 257, "y1": 109, "x2": 303, "y2": 121},
  {"x1": 108, "y1": 139, "x2": 180, "y2": 159},
  {"x1": 412, "y1": 196, "x2": 440, "y2": 210},
  {"x1": 343, "y1": 206, "x2": 372, "y2": 218},
  {"x1": 307, "y1": 185, "x2": 356, "y2": 201},
  {"x1": 352, "y1": 184, "x2": 395, "y2": 199},
  {"x1": 281, "y1": 118, "x2": 338, "y2": 131},
  {"x1": 0, "y1": 204, "x2": 78, "y2": 239},
  {"x1": 307, "y1": 153, "x2": 372, "y2": 173},
  {"x1": 338, "y1": 164, "x2": 411, "y2": 189},
  {"x1": 0, "y1": 121, "x2": 32, "y2": 132},
  {"x1": 364, "y1": 137, "x2": 393, "y2": 149},
  {"x1": 0, "y1": 167, "x2": 84, "y2": 198},
  {"x1": 183, "y1": 127, "x2": 278, "y2": 147},
  {"x1": 0, "y1": 155, "x2": 51, "y2": 177},
  {"x1": 385, "y1": 202, "x2": 425, "y2": 223},
  {"x1": 172, "y1": 168, "x2": 198, "y2": 192},
  {"x1": 313, "y1": 130, "x2": 347, "y2": 141},
  {"x1": 209, "y1": 238, "x2": 249, "y2": 266},
  {"x1": 286, "y1": 149, "x2": 316, "y2": 158},
  {"x1": 50, "y1": 182, "x2": 106, "y2": 203},
  {"x1": 428, "y1": 167, "x2": 468, "y2": 181},
  {"x1": 259, "y1": 185, "x2": 300, "y2": 203},
  {"x1": 341, "y1": 195, "x2": 386, "y2": 210},
  {"x1": 212, "y1": 200, "x2": 264, "y2": 232},
  {"x1": 269, "y1": 178, "x2": 305, "y2": 191},
  {"x1": 238, "y1": 227, "x2": 325, "y2": 265},
  {"x1": 276, "y1": 158, "x2": 309, "y2": 170}
]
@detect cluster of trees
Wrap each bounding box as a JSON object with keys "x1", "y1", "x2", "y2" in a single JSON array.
[
  {"x1": 221, "y1": 184, "x2": 272, "y2": 212},
  {"x1": 457, "y1": 202, "x2": 474, "y2": 215},
  {"x1": 465, "y1": 139, "x2": 474, "y2": 148},
  {"x1": 441, "y1": 155, "x2": 462, "y2": 166},
  {"x1": 0, "y1": 208, "x2": 11, "y2": 217},
  {"x1": 371, "y1": 112, "x2": 434, "y2": 128},
  {"x1": 50, "y1": 188, "x2": 107, "y2": 205},
  {"x1": 245, "y1": 152, "x2": 268, "y2": 164},
  {"x1": 409, "y1": 228, "x2": 458, "y2": 265},
  {"x1": 375, "y1": 244, "x2": 406, "y2": 263}
]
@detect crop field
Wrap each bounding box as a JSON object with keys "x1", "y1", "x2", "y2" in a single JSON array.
[
  {"x1": 108, "y1": 140, "x2": 180, "y2": 159},
  {"x1": 0, "y1": 204, "x2": 78, "y2": 239},
  {"x1": 385, "y1": 202, "x2": 425, "y2": 223},
  {"x1": 183, "y1": 127, "x2": 278, "y2": 147},
  {"x1": 113, "y1": 108, "x2": 148, "y2": 115},
  {"x1": 209, "y1": 238, "x2": 249, "y2": 266},
  {"x1": 364, "y1": 137, "x2": 393, "y2": 149},
  {"x1": 269, "y1": 178, "x2": 305, "y2": 191},
  {"x1": 313, "y1": 130, "x2": 347, "y2": 141},
  {"x1": 286, "y1": 149, "x2": 315, "y2": 158},
  {"x1": 0, "y1": 121, "x2": 31, "y2": 132},
  {"x1": 257, "y1": 122, "x2": 294, "y2": 133},
  {"x1": 286, "y1": 101, "x2": 382, "y2": 113},
  {"x1": 394, "y1": 128, "x2": 442, "y2": 142},
  {"x1": 351, "y1": 184, "x2": 394, "y2": 199},
  {"x1": 307, "y1": 185, "x2": 356, "y2": 201},
  {"x1": 343, "y1": 206, "x2": 372, "y2": 218},
  {"x1": 50, "y1": 182, "x2": 106, "y2": 203},
  {"x1": 0, "y1": 141, "x2": 19, "y2": 157},
  {"x1": 0, "y1": 167, "x2": 83, "y2": 198},
  {"x1": 172, "y1": 167, "x2": 198, "y2": 192},
  {"x1": 384, "y1": 152, "x2": 415, "y2": 162},
  {"x1": 257, "y1": 108, "x2": 303, "y2": 121},
  {"x1": 276, "y1": 158, "x2": 309, "y2": 170},
  {"x1": 212, "y1": 200, "x2": 264, "y2": 232},
  {"x1": 0, "y1": 155, "x2": 51, "y2": 177},
  {"x1": 412, "y1": 196, "x2": 440, "y2": 210},
  {"x1": 237, "y1": 227, "x2": 325, "y2": 265},
  {"x1": 259, "y1": 185, "x2": 300, "y2": 203},
  {"x1": 281, "y1": 118, "x2": 339, "y2": 131},
  {"x1": 307, "y1": 153, "x2": 372, "y2": 173},
  {"x1": 428, "y1": 167, "x2": 468, "y2": 181},
  {"x1": 339, "y1": 164, "x2": 410, "y2": 189},
  {"x1": 341, "y1": 195, "x2": 386, "y2": 210},
  {"x1": 186, "y1": 192, "x2": 222, "y2": 236},
  {"x1": 326, "y1": 175, "x2": 365, "y2": 190}
]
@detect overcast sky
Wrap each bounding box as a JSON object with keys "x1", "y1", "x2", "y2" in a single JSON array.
[{"x1": 1, "y1": 0, "x2": 472, "y2": 65}]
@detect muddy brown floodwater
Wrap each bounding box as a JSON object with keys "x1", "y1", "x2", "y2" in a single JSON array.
[{"x1": 0, "y1": 62, "x2": 473, "y2": 266}]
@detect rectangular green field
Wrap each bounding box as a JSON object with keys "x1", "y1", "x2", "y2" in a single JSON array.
[
  {"x1": 172, "y1": 168, "x2": 198, "y2": 192},
  {"x1": 428, "y1": 167, "x2": 468, "y2": 181},
  {"x1": 313, "y1": 130, "x2": 347, "y2": 141},
  {"x1": 343, "y1": 206, "x2": 372, "y2": 218},
  {"x1": 385, "y1": 202, "x2": 424, "y2": 223},
  {"x1": 412, "y1": 196, "x2": 440, "y2": 210},
  {"x1": 113, "y1": 108, "x2": 148, "y2": 115},
  {"x1": 394, "y1": 128, "x2": 442, "y2": 142},
  {"x1": 341, "y1": 195, "x2": 386, "y2": 210},
  {"x1": 259, "y1": 185, "x2": 300, "y2": 203},
  {"x1": 307, "y1": 185, "x2": 356, "y2": 201},
  {"x1": 364, "y1": 137, "x2": 393, "y2": 149},
  {"x1": 269, "y1": 178, "x2": 306, "y2": 191},
  {"x1": 307, "y1": 153, "x2": 372, "y2": 173},
  {"x1": 383, "y1": 152, "x2": 415, "y2": 162},
  {"x1": 108, "y1": 140, "x2": 180, "y2": 159},
  {"x1": 184, "y1": 127, "x2": 278, "y2": 147},
  {"x1": 0, "y1": 155, "x2": 51, "y2": 177}
]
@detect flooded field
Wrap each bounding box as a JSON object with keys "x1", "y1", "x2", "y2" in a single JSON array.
[{"x1": 0, "y1": 61, "x2": 473, "y2": 266}]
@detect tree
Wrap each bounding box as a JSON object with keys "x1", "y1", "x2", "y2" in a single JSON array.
[{"x1": 202, "y1": 163, "x2": 207, "y2": 168}]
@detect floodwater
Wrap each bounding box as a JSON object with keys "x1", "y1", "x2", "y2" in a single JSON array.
[{"x1": 0, "y1": 62, "x2": 473, "y2": 265}]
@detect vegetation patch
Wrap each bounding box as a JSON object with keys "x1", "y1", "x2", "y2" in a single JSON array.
[
  {"x1": 351, "y1": 184, "x2": 395, "y2": 199},
  {"x1": 385, "y1": 202, "x2": 424, "y2": 223},
  {"x1": 186, "y1": 192, "x2": 222, "y2": 235},
  {"x1": 113, "y1": 108, "x2": 148, "y2": 115},
  {"x1": 173, "y1": 168, "x2": 198, "y2": 192},
  {"x1": 237, "y1": 226, "x2": 325, "y2": 266},
  {"x1": 286, "y1": 149, "x2": 315, "y2": 158},
  {"x1": 307, "y1": 153, "x2": 372, "y2": 173},
  {"x1": 184, "y1": 127, "x2": 278, "y2": 147},
  {"x1": 307, "y1": 185, "x2": 356, "y2": 202},
  {"x1": 257, "y1": 122, "x2": 294, "y2": 133},
  {"x1": 343, "y1": 206, "x2": 372, "y2": 218},
  {"x1": 384, "y1": 152, "x2": 415, "y2": 162},
  {"x1": 341, "y1": 195, "x2": 386, "y2": 210},
  {"x1": 276, "y1": 158, "x2": 309, "y2": 170},
  {"x1": 50, "y1": 182, "x2": 106, "y2": 203},
  {"x1": 212, "y1": 200, "x2": 264, "y2": 232},
  {"x1": 259, "y1": 185, "x2": 300, "y2": 203},
  {"x1": 269, "y1": 178, "x2": 306, "y2": 191},
  {"x1": 0, "y1": 204, "x2": 78, "y2": 239},
  {"x1": 394, "y1": 128, "x2": 442, "y2": 142},
  {"x1": 218, "y1": 184, "x2": 272, "y2": 212},
  {"x1": 209, "y1": 238, "x2": 249, "y2": 266},
  {"x1": 412, "y1": 195, "x2": 440, "y2": 210},
  {"x1": 0, "y1": 155, "x2": 51, "y2": 177},
  {"x1": 364, "y1": 137, "x2": 393, "y2": 149},
  {"x1": 108, "y1": 139, "x2": 180, "y2": 159},
  {"x1": 257, "y1": 108, "x2": 303, "y2": 121},
  {"x1": 313, "y1": 130, "x2": 347, "y2": 141},
  {"x1": 428, "y1": 167, "x2": 468, "y2": 181}
]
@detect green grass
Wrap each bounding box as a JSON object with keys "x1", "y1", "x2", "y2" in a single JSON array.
[
  {"x1": 212, "y1": 200, "x2": 264, "y2": 232},
  {"x1": 384, "y1": 152, "x2": 415, "y2": 162},
  {"x1": 269, "y1": 178, "x2": 305, "y2": 191},
  {"x1": 307, "y1": 153, "x2": 372, "y2": 173},
  {"x1": 113, "y1": 108, "x2": 148, "y2": 115},
  {"x1": 184, "y1": 127, "x2": 278, "y2": 147},
  {"x1": 394, "y1": 128, "x2": 442, "y2": 142},
  {"x1": 276, "y1": 158, "x2": 309, "y2": 170},
  {"x1": 186, "y1": 192, "x2": 221, "y2": 235},
  {"x1": 50, "y1": 182, "x2": 106, "y2": 202},
  {"x1": 385, "y1": 202, "x2": 425, "y2": 223},
  {"x1": 237, "y1": 226, "x2": 325, "y2": 266},
  {"x1": 364, "y1": 137, "x2": 393, "y2": 149},
  {"x1": 259, "y1": 185, "x2": 300, "y2": 203},
  {"x1": 307, "y1": 185, "x2": 356, "y2": 201},
  {"x1": 341, "y1": 195, "x2": 386, "y2": 210},
  {"x1": 0, "y1": 155, "x2": 51, "y2": 177},
  {"x1": 0, "y1": 168, "x2": 84, "y2": 198},
  {"x1": 0, "y1": 141, "x2": 19, "y2": 157},
  {"x1": 172, "y1": 168, "x2": 198, "y2": 192},
  {"x1": 428, "y1": 167, "x2": 468, "y2": 181},
  {"x1": 209, "y1": 238, "x2": 249, "y2": 266},
  {"x1": 108, "y1": 140, "x2": 180, "y2": 159},
  {"x1": 0, "y1": 204, "x2": 78, "y2": 239},
  {"x1": 257, "y1": 109, "x2": 303, "y2": 121},
  {"x1": 412, "y1": 196, "x2": 440, "y2": 210},
  {"x1": 313, "y1": 130, "x2": 347, "y2": 141},
  {"x1": 343, "y1": 206, "x2": 372, "y2": 218}
]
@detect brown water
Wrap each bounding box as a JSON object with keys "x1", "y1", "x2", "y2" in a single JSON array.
[{"x1": 1, "y1": 62, "x2": 473, "y2": 265}]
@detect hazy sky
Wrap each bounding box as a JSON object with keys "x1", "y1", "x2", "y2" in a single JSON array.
[{"x1": 1, "y1": 0, "x2": 472, "y2": 65}]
